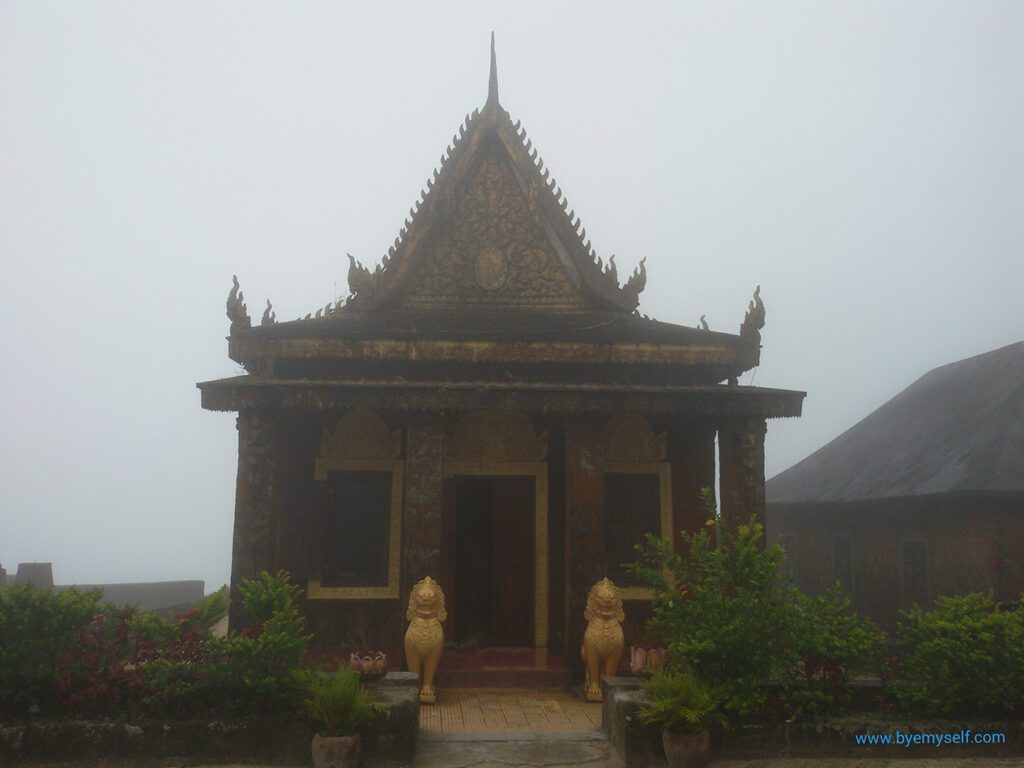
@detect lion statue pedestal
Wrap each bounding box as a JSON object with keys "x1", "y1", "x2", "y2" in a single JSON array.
[
  {"x1": 581, "y1": 577, "x2": 625, "y2": 702},
  {"x1": 404, "y1": 576, "x2": 446, "y2": 704}
]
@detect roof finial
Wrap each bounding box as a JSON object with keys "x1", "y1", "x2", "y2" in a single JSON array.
[{"x1": 487, "y1": 31, "x2": 499, "y2": 106}]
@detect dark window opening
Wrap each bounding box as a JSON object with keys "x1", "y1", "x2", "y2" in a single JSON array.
[
  {"x1": 778, "y1": 534, "x2": 796, "y2": 582},
  {"x1": 902, "y1": 540, "x2": 929, "y2": 605},
  {"x1": 605, "y1": 473, "x2": 661, "y2": 586},
  {"x1": 324, "y1": 470, "x2": 391, "y2": 588},
  {"x1": 832, "y1": 536, "x2": 853, "y2": 593}
]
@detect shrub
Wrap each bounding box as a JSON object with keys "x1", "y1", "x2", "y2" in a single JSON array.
[
  {"x1": 891, "y1": 592, "x2": 1024, "y2": 717},
  {"x1": 628, "y1": 500, "x2": 883, "y2": 720},
  {"x1": 629, "y1": 513, "x2": 797, "y2": 717},
  {"x1": 297, "y1": 666, "x2": 387, "y2": 736},
  {"x1": 638, "y1": 668, "x2": 726, "y2": 734},
  {"x1": 55, "y1": 606, "x2": 157, "y2": 715},
  {"x1": 142, "y1": 571, "x2": 310, "y2": 718},
  {"x1": 0, "y1": 584, "x2": 101, "y2": 716},
  {"x1": 779, "y1": 586, "x2": 885, "y2": 718}
]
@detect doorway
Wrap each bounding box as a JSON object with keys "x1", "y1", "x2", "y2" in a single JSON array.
[{"x1": 453, "y1": 476, "x2": 535, "y2": 648}]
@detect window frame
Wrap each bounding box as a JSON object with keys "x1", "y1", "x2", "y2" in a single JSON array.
[
  {"x1": 604, "y1": 462, "x2": 673, "y2": 601},
  {"x1": 306, "y1": 458, "x2": 404, "y2": 600}
]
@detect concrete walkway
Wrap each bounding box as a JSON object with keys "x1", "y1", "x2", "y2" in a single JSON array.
[
  {"x1": 365, "y1": 732, "x2": 1024, "y2": 768},
  {"x1": 19, "y1": 754, "x2": 1024, "y2": 767}
]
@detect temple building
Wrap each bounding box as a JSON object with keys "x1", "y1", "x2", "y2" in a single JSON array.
[{"x1": 198, "y1": 40, "x2": 804, "y2": 679}]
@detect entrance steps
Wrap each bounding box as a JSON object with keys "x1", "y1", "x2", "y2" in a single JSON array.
[{"x1": 437, "y1": 647, "x2": 572, "y2": 688}]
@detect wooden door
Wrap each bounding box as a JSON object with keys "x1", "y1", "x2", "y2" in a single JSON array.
[{"x1": 490, "y1": 476, "x2": 535, "y2": 646}]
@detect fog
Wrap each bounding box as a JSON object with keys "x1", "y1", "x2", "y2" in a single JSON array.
[{"x1": 2, "y1": 2, "x2": 1021, "y2": 589}]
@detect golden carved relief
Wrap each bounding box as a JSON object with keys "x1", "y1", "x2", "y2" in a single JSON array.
[
  {"x1": 581, "y1": 578, "x2": 625, "y2": 702},
  {"x1": 402, "y1": 142, "x2": 585, "y2": 309},
  {"x1": 448, "y1": 410, "x2": 548, "y2": 462},
  {"x1": 318, "y1": 408, "x2": 402, "y2": 462},
  {"x1": 474, "y1": 246, "x2": 509, "y2": 290},
  {"x1": 404, "y1": 576, "x2": 447, "y2": 704},
  {"x1": 604, "y1": 412, "x2": 667, "y2": 463}
]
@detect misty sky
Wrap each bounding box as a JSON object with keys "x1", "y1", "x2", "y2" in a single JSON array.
[{"x1": 2, "y1": 2, "x2": 1021, "y2": 590}]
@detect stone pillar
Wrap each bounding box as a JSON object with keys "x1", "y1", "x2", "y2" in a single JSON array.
[
  {"x1": 402, "y1": 417, "x2": 444, "y2": 602},
  {"x1": 717, "y1": 416, "x2": 767, "y2": 528},
  {"x1": 229, "y1": 409, "x2": 279, "y2": 629},
  {"x1": 564, "y1": 415, "x2": 606, "y2": 679}
]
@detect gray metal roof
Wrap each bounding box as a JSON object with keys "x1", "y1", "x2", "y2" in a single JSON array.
[{"x1": 767, "y1": 341, "x2": 1024, "y2": 502}]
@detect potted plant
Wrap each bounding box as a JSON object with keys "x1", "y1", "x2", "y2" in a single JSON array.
[
  {"x1": 298, "y1": 665, "x2": 388, "y2": 768},
  {"x1": 638, "y1": 669, "x2": 725, "y2": 768}
]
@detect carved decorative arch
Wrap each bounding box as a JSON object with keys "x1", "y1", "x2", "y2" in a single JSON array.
[
  {"x1": 604, "y1": 412, "x2": 667, "y2": 463},
  {"x1": 448, "y1": 410, "x2": 548, "y2": 463},
  {"x1": 318, "y1": 408, "x2": 402, "y2": 462}
]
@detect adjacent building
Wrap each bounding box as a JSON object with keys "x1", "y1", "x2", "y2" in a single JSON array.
[{"x1": 767, "y1": 341, "x2": 1024, "y2": 631}]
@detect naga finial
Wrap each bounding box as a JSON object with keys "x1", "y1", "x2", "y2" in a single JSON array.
[
  {"x1": 261, "y1": 299, "x2": 276, "y2": 326},
  {"x1": 346, "y1": 253, "x2": 373, "y2": 297},
  {"x1": 623, "y1": 257, "x2": 647, "y2": 298},
  {"x1": 740, "y1": 285, "x2": 765, "y2": 344},
  {"x1": 226, "y1": 275, "x2": 251, "y2": 335},
  {"x1": 698, "y1": 315, "x2": 709, "y2": 331}
]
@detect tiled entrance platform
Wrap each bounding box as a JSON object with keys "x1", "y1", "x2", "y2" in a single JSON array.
[
  {"x1": 419, "y1": 687, "x2": 602, "y2": 735},
  {"x1": 436, "y1": 647, "x2": 572, "y2": 688}
]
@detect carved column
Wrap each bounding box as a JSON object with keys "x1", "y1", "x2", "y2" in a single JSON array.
[
  {"x1": 564, "y1": 415, "x2": 606, "y2": 679},
  {"x1": 717, "y1": 416, "x2": 767, "y2": 528},
  {"x1": 402, "y1": 417, "x2": 445, "y2": 602},
  {"x1": 230, "y1": 409, "x2": 280, "y2": 629}
]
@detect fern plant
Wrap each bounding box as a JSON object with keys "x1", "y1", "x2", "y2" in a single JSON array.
[
  {"x1": 297, "y1": 666, "x2": 387, "y2": 737},
  {"x1": 638, "y1": 669, "x2": 726, "y2": 734}
]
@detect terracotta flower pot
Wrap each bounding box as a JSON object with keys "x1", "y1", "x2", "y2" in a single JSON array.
[
  {"x1": 311, "y1": 732, "x2": 360, "y2": 768},
  {"x1": 661, "y1": 729, "x2": 711, "y2": 768}
]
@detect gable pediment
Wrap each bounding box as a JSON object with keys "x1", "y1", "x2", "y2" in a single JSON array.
[
  {"x1": 400, "y1": 138, "x2": 586, "y2": 310},
  {"x1": 343, "y1": 76, "x2": 647, "y2": 314}
]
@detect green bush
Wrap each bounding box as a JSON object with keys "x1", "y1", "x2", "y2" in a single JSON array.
[
  {"x1": 628, "y1": 502, "x2": 883, "y2": 720},
  {"x1": 638, "y1": 668, "x2": 726, "y2": 734},
  {"x1": 297, "y1": 666, "x2": 387, "y2": 736},
  {"x1": 142, "y1": 570, "x2": 310, "y2": 718},
  {"x1": 891, "y1": 592, "x2": 1024, "y2": 717},
  {"x1": 629, "y1": 516, "x2": 789, "y2": 716},
  {"x1": 0, "y1": 584, "x2": 102, "y2": 716},
  {"x1": 779, "y1": 586, "x2": 885, "y2": 718}
]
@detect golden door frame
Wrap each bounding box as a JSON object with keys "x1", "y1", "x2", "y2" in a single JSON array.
[
  {"x1": 444, "y1": 461, "x2": 549, "y2": 648},
  {"x1": 306, "y1": 458, "x2": 405, "y2": 600},
  {"x1": 604, "y1": 461, "x2": 673, "y2": 601}
]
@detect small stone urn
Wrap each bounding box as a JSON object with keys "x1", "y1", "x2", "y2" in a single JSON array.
[{"x1": 311, "y1": 732, "x2": 360, "y2": 768}]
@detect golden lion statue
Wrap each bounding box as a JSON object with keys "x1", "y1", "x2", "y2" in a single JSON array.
[
  {"x1": 581, "y1": 577, "x2": 625, "y2": 702},
  {"x1": 404, "y1": 576, "x2": 446, "y2": 704}
]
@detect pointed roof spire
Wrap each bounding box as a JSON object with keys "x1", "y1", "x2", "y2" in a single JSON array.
[{"x1": 487, "y1": 31, "x2": 499, "y2": 106}]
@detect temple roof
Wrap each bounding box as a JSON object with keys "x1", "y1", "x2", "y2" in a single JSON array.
[
  {"x1": 336, "y1": 35, "x2": 646, "y2": 314},
  {"x1": 214, "y1": 37, "x2": 775, "y2": 389},
  {"x1": 242, "y1": 308, "x2": 747, "y2": 346}
]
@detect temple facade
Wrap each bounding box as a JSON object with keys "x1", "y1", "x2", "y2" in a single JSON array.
[{"x1": 198, "y1": 42, "x2": 803, "y2": 679}]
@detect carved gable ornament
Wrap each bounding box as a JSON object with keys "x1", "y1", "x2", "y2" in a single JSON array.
[
  {"x1": 336, "y1": 40, "x2": 647, "y2": 316},
  {"x1": 319, "y1": 408, "x2": 402, "y2": 461},
  {"x1": 448, "y1": 410, "x2": 548, "y2": 462},
  {"x1": 604, "y1": 412, "x2": 667, "y2": 463},
  {"x1": 401, "y1": 142, "x2": 585, "y2": 310}
]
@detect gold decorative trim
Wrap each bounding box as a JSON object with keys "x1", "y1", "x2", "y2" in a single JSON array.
[
  {"x1": 307, "y1": 459, "x2": 404, "y2": 600},
  {"x1": 445, "y1": 461, "x2": 549, "y2": 648},
  {"x1": 449, "y1": 411, "x2": 547, "y2": 462},
  {"x1": 604, "y1": 413, "x2": 667, "y2": 463},
  {"x1": 604, "y1": 462, "x2": 673, "y2": 601},
  {"x1": 319, "y1": 408, "x2": 402, "y2": 462}
]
